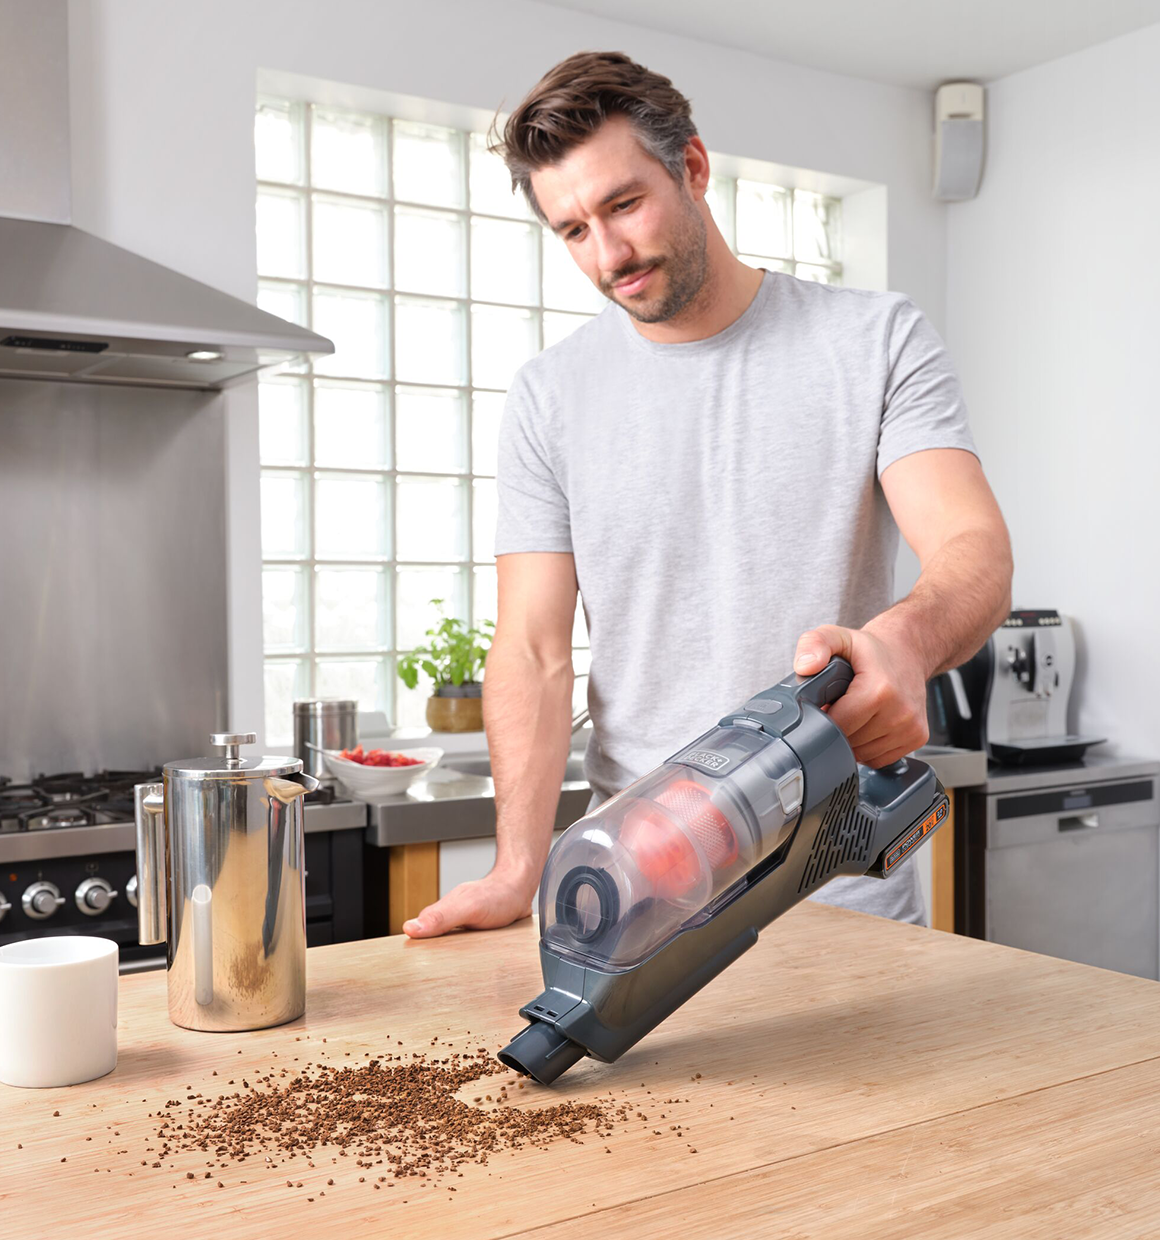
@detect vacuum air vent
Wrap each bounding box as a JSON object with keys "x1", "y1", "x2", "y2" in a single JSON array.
[{"x1": 797, "y1": 774, "x2": 875, "y2": 892}]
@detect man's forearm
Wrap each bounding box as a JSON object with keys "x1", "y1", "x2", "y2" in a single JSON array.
[
  {"x1": 482, "y1": 636, "x2": 574, "y2": 884},
  {"x1": 865, "y1": 526, "x2": 1013, "y2": 679}
]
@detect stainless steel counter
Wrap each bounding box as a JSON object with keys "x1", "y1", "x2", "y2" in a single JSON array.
[
  {"x1": 365, "y1": 766, "x2": 591, "y2": 846},
  {"x1": 915, "y1": 744, "x2": 988, "y2": 790},
  {"x1": 971, "y1": 750, "x2": 1159, "y2": 794}
]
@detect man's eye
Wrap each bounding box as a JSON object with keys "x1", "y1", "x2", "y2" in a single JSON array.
[{"x1": 564, "y1": 200, "x2": 636, "y2": 240}]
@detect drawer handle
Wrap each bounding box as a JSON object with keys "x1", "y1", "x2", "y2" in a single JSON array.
[{"x1": 1059, "y1": 813, "x2": 1100, "y2": 831}]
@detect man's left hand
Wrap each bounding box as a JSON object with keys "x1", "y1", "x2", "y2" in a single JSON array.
[{"x1": 792, "y1": 623, "x2": 929, "y2": 767}]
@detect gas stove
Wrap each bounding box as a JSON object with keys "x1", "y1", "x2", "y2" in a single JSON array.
[
  {"x1": 0, "y1": 768, "x2": 365, "y2": 972},
  {"x1": 0, "y1": 769, "x2": 339, "y2": 833},
  {"x1": 0, "y1": 769, "x2": 163, "y2": 833}
]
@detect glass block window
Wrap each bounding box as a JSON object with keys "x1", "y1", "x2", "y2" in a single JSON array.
[
  {"x1": 255, "y1": 97, "x2": 841, "y2": 743},
  {"x1": 705, "y1": 177, "x2": 843, "y2": 283}
]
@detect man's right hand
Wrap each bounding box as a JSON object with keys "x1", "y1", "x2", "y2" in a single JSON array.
[{"x1": 401, "y1": 865, "x2": 539, "y2": 938}]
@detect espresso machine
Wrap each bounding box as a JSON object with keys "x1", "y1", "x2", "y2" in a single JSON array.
[
  {"x1": 134, "y1": 732, "x2": 317, "y2": 1031},
  {"x1": 928, "y1": 610, "x2": 1104, "y2": 766}
]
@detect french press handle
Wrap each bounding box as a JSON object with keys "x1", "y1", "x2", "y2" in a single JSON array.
[
  {"x1": 134, "y1": 782, "x2": 166, "y2": 946},
  {"x1": 210, "y1": 732, "x2": 257, "y2": 765}
]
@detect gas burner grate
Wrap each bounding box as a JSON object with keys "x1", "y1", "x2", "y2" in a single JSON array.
[
  {"x1": 0, "y1": 785, "x2": 52, "y2": 815},
  {"x1": 0, "y1": 768, "x2": 164, "y2": 831},
  {"x1": 19, "y1": 803, "x2": 100, "y2": 830},
  {"x1": 93, "y1": 769, "x2": 166, "y2": 788},
  {"x1": 33, "y1": 771, "x2": 90, "y2": 798}
]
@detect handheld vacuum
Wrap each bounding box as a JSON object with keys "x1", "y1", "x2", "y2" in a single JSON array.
[{"x1": 498, "y1": 658, "x2": 948, "y2": 1085}]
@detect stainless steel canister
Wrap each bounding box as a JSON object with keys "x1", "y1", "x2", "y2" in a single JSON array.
[
  {"x1": 133, "y1": 732, "x2": 318, "y2": 1032},
  {"x1": 294, "y1": 699, "x2": 357, "y2": 781}
]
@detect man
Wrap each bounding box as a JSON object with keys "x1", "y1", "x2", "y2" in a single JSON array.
[{"x1": 403, "y1": 51, "x2": 1011, "y2": 937}]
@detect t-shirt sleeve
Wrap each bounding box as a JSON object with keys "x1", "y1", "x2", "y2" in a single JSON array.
[
  {"x1": 876, "y1": 297, "x2": 978, "y2": 478},
  {"x1": 494, "y1": 369, "x2": 573, "y2": 555}
]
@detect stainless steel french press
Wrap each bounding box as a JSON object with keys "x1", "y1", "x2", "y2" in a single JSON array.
[{"x1": 134, "y1": 732, "x2": 318, "y2": 1032}]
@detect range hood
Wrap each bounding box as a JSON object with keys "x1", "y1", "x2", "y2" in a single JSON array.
[
  {"x1": 0, "y1": 1, "x2": 332, "y2": 391},
  {"x1": 0, "y1": 216, "x2": 333, "y2": 390}
]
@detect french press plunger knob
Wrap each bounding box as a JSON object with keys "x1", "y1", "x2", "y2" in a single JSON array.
[{"x1": 210, "y1": 732, "x2": 258, "y2": 766}]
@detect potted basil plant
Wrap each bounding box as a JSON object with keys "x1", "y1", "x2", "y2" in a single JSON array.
[{"x1": 397, "y1": 599, "x2": 495, "y2": 733}]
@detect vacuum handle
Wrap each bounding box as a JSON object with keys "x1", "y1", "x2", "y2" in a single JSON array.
[
  {"x1": 726, "y1": 657, "x2": 855, "y2": 733},
  {"x1": 790, "y1": 657, "x2": 854, "y2": 708}
]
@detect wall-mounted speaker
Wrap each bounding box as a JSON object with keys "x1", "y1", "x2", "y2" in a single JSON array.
[{"x1": 934, "y1": 82, "x2": 985, "y2": 201}]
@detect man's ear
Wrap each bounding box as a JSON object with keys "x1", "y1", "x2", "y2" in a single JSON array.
[{"x1": 684, "y1": 136, "x2": 711, "y2": 198}]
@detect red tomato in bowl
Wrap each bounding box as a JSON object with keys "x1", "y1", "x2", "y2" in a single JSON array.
[{"x1": 339, "y1": 745, "x2": 424, "y2": 768}]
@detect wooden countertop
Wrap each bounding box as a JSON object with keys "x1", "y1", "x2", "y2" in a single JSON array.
[{"x1": 7, "y1": 907, "x2": 1160, "y2": 1238}]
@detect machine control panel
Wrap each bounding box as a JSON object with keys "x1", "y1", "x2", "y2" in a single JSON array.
[{"x1": 1002, "y1": 610, "x2": 1063, "y2": 627}]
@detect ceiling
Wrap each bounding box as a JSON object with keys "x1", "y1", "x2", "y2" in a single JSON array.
[{"x1": 532, "y1": 0, "x2": 1160, "y2": 90}]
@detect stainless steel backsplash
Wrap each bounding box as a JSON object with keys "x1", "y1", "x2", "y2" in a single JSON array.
[{"x1": 0, "y1": 378, "x2": 228, "y2": 778}]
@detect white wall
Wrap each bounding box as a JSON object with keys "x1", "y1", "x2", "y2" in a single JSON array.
[
  {"x1": 0, "y1": 1, "x2": 71, "y2": 222},
  {"x1": 945, "y1": 22, "x2": 1160, "y2": 759},
  {"x1": 65, "y1": 0, "x2": 949, "y2": 743}
]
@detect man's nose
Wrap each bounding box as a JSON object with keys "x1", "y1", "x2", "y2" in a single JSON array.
[{"x1": 591, "y1": 222, "x2": 633, "y2": 277}]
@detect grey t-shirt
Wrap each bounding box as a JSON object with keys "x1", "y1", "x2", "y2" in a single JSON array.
[{"x1": 495, "y1": 271, "x2": 977, "y2": 925}]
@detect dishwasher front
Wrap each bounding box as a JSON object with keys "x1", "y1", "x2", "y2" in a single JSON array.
[{"x1": 956, "y1": 756, "x2": 1160, "y2": 979}]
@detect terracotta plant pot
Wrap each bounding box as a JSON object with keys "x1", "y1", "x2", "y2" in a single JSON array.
[{"x1": 425, "y1": 685, "x2": 484, "y2": 733}]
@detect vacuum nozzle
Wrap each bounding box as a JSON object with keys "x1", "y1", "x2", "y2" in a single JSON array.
[{"x1": 497, "y1": 1020, "x2": 587, "y2": 1085}]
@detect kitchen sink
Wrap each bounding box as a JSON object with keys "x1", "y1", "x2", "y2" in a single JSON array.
[{"x1": 444, "y1": 755, "x2": 588, "y2": 783}]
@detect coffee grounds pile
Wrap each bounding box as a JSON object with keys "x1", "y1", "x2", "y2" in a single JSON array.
[{"x1": 144, "y1": 1042, "x2": 638, "y2": 1187}]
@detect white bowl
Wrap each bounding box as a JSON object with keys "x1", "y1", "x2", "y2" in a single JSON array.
[{"x1": 321, "y1": 746, "x2": 443, "y2": 800}]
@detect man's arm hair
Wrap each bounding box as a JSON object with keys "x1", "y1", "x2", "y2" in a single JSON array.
[
  {"x1": 872, "y1": 447, "x2": 1013, "y2": 677},
  {"x1": 484, "y1": 551, "x2": 579, "y2": 884}
]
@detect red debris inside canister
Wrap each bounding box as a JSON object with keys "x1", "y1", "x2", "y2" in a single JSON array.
[{"x1": 621, "y1": 779, "x2": 739, "y2": 900}]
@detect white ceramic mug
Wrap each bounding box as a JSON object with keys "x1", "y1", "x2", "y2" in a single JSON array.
[{"x1": 0, "y1": 936, "x2": 119, "y2": 1088}]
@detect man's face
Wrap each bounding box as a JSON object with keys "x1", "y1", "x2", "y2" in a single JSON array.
[{"x1": 531, "y1": 115, "x2": 708, "y2": 324}]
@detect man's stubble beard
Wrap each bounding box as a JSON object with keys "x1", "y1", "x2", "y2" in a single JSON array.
[{"x1": 603, "y1": 193, "x2": 710, "y2": 325}]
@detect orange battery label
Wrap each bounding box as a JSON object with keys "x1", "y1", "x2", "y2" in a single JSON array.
[{"x1": 884, "y1": 799, "x2": 948, "y2": 872}]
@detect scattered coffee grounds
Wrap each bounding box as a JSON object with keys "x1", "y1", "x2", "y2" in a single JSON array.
[{"x1": 139, "y1": 1041, "x2": 670, "y2": 1190}]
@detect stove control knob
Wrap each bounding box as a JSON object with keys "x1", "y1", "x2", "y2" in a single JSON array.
[
  {"x1": 76, "y1": 877, "x2": 118, "y2": 916},
  {"x1": 0, "y1": 892, "x2": 10, "y2": 922},
  {"x1": 126, "y1": 875, "x2": 139, "y2": 908},
  {"x1": 23, "y1": 881, "x2": 66, "y2": 920}
]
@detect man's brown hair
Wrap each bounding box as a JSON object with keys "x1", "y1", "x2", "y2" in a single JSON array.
[{"x1": 491, "y1": 51, "x2": 697, "y2": 223}]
